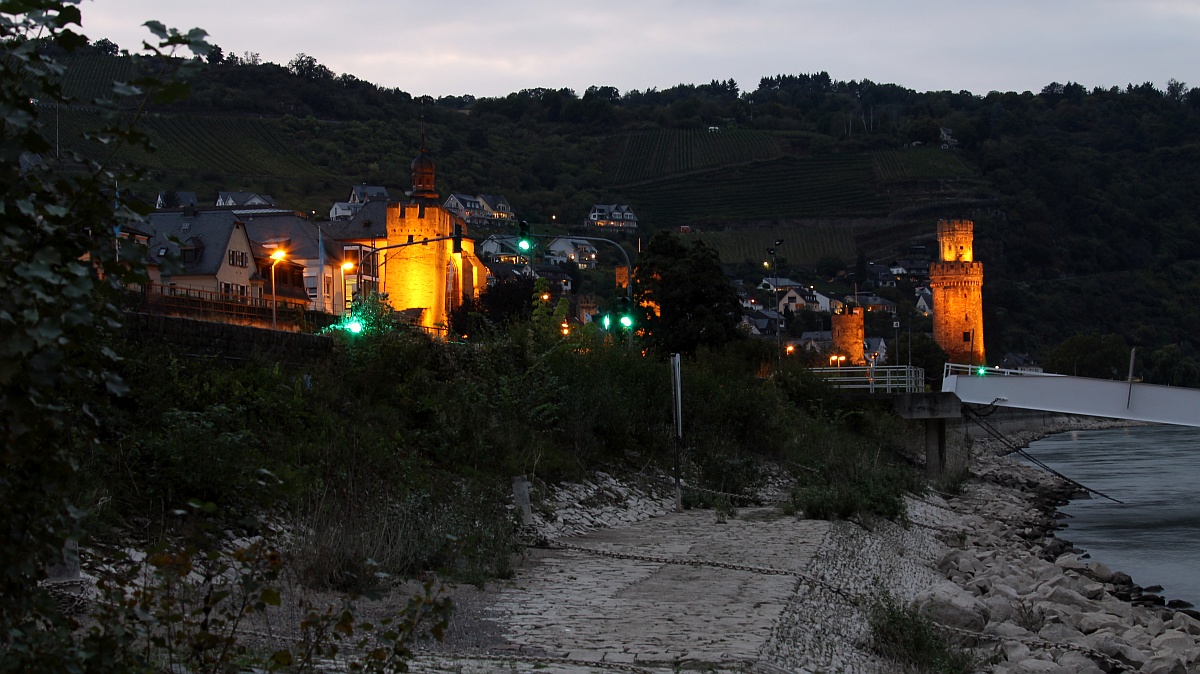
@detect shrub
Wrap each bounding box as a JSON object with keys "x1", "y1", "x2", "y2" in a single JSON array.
[{"x1": 869, "y1": 591, "x2": 974, "y2": 674}]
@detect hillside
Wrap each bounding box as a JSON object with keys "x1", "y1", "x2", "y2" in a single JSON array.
[{"x1": 41, "y1": 46, "x2": 1200, "y2": 372}]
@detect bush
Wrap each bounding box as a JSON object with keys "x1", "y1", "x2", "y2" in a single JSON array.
[{"x1": 869, "y1": 591, "x2": 974, "y2": 674}]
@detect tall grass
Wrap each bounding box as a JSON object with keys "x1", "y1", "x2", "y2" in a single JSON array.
[{"x1": 83, "y1": 325, "x2": 931, "y2": 588}]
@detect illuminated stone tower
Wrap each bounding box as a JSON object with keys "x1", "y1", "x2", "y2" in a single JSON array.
[
  {"x1": 929, "y1": 219, "x2": 985, "y2": 365},
  {"x1": 831, "y1": 306, "x2": 866, "y2": 365},
  {"x1": 382, "y1": 147, "x2": 483, "y2": 333}
]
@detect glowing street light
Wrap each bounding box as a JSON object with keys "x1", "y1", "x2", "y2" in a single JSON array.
[{"x1": 270, "y1": 249, "x2": 286, "y2": 330}]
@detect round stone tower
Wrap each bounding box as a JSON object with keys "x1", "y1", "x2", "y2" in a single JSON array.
[
  {"x1": 929, "y1": 219, "x2": 985, "y2": 366},
  {"x1": 831, "y1": 306, "x2": 866, "y2": 365}
]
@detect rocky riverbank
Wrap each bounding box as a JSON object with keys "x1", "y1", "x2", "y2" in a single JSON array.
[
  {"x1": 410, "y1": 416, "x2": 1200, "y2": 673},
  {"x1": 906, "y1": 418, "x2": 1200, "y2": 674}
]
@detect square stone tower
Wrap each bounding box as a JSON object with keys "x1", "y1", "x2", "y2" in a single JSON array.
[{"x1": 929, "y1": 219, "x2": 985, "y2": 365}]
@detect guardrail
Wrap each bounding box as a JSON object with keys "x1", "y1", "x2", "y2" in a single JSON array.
[
  {"x1": 119, "y1": 283, "x2": 308, "y2": 328},
  {"x1": 942, "y1": 363, "x2": 1061, "y2": 379},
  {"x1": 809, "y1": 365, "x2": 925, "y2": 393}
]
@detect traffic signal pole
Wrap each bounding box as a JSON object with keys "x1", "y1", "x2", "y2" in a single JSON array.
[{"x1": 517, "y1": 228, "x2": 636, "y2": 347}]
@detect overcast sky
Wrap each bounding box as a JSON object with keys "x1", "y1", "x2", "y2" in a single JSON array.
[{"x1": 81, "y1": 0, "x2": 1200, "y2": 99}]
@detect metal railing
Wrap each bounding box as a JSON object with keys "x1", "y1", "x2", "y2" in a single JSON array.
[
  {"x1": 810, "y1": 365, "x2": 925, "y2": 393},
  {"x1": 943, "y1": 363, "x2": 1061, "y2": 379},
  {"x1": 120, "y1": 283, "x2": 308, "y2": 327}
]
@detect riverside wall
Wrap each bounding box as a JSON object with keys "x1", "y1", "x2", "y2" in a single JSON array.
[{"x1": 120, "y1": 312, "x2": 335, "y2": 365}]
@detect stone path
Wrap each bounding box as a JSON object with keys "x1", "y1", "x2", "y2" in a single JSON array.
[{"x1": 411, "y1": 507, "x2": 830, "y2": 673}]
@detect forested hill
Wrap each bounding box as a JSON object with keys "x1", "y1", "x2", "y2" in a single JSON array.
[{"x1": 48, "y1": 42, "x2": 1200, "y2": 375}]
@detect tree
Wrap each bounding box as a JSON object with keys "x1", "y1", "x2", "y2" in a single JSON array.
[
  {"x1": 896, "y1": 332, "x2": 949, "y2": 386},
  {"x1": 634, "y1": 231, "x2": 743, "y2": 357},
  {"x1": 1, "y1": 4, "x2": 215, "y2": 670},
  {"x1": 288, "y1": 52, "x2": 334, "y2": 81},
  {"x1": 91, "y1": 36, "x2": 118, "y2": 55},
  {"x1": 1043, "y1": 333, "x2": 1130, "y2": 379}
]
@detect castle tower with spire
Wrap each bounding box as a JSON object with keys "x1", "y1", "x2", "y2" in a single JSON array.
[
  {"x1": 929, "y1": 219, "x2": 985, "y2": 365},
  {"x1": 381, "y1": 143, "x2": 483, "y2": 333}
]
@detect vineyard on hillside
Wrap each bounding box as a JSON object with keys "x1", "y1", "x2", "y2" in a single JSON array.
[
  {"x1": 55, "y1": 52, "x2": 136, "y2": 104},
  {"x1": 691, "y1": 223, "x2": 860, "y2": 267},
  {"x1": 51, "y1": 109, "x2": 330, "y2": 199},
  {"x1": 605, "y1": 129, "x2": 781, "y2": 185},
  {"x1": 622, "y1": 154, "x2": 889, "y2": 227},
  {"x1": 872, "y1": 147, "x2": 976, "y2": 182}
]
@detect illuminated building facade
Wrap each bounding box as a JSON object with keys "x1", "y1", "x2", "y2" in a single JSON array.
[
  {"x1": 377, "y1": 148, "x2": 485, "y2": 334},
  {"x1": 929, "y1": 219, "x2": 985, "y2": 365},
  {"x1": 831, "y1": 306, "x2": 866, "y2": 365}
]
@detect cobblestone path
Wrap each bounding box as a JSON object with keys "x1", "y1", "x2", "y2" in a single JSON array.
[{"x1": 411, "y1": 508, "x2": 831, "y2": 673}]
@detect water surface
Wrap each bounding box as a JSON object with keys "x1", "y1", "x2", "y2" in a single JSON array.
[{"x1": 1024, "y1": 424, "x2": 1200, "y2": 606}]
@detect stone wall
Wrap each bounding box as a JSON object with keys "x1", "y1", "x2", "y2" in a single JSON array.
[{"x1": 122, "y1": 312, "x2": 335, "y2": 364}]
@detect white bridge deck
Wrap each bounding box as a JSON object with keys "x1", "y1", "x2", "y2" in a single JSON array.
[{"x1": 941, "y1": 363, "x2": 1200, "y2": 428}]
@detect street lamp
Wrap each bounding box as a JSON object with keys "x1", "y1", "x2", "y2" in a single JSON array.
[
  {"x1": 270, "y1": 249, "x2": 286, "y2": 330},
  {"x1": 829, "y1": 355, "x2": 845, "y2": 368},
  {"x1": 768, "y1": 239, "x2": 783, "y2": 353}
]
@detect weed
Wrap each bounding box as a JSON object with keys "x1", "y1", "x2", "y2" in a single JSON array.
[
  {"x1": 934, "y1": 468, "x2": 972, "y2": 497},
  {"x1": 868, "y1": 591, "x2": 974, "y2": 674}
]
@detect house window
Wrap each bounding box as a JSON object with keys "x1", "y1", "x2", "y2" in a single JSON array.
[
  {"x1": 963, "y1": 331, "x2": 972, "y2": 343},
  {"x1": 227, "y1": 250, "x2": 248, "y2": 267}
]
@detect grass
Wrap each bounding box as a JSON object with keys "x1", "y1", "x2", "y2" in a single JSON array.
[{"x1": 869, "y1": 590, "x2": 975, "y2": 674}]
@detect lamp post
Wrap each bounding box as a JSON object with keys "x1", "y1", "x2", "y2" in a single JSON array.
[
  {"x1": 270, "y1": 249, "x2": 286, "y2": 330},
  {"x1": 767, "y1": 239, "x2": 784, "y2": 354}
]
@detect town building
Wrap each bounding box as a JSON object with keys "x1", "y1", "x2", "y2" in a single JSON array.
[{"x1": 586, "y1": 204, "x2": 638, "y2": 229}]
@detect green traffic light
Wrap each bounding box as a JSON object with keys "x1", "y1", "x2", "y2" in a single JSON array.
[
  {"x1": 976, "y1": 366, "x2": 987, "y2": 376},
  {"x1": 346, "y1": 319, "x2": 364, "y2": 334},
  {"x1": 601, "y1": 314, "x2": 612, "y2": 330},
  {"x1": 619, "y1": 315, "x2": 633, "y2": 329},
  {"x1": 518, "y1": 239, "x2": 531, "y2": 251}
]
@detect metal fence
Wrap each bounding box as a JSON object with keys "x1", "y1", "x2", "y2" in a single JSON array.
[
  {"x1": 120, "y1": 283, "x2": 309, "y2": 329},
  {"x1": 809, "y1": 365, "x2": 926, "y2": 393}
]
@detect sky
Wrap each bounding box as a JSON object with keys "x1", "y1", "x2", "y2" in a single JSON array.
[{"x1": 81, "y1": 0, "x2": 1200, "y2": 99}]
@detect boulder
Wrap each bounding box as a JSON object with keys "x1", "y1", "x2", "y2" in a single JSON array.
[
  {"x1": 1168, "y1": 611, "x2": 1200, "y2": 637},
  {"x1": 1073, "y1": 611, "x2": 1125, "y2": 635},
  {"x1": 1053, "y1": 651, "x2": 1105, "y2": 674},
  {"x1": 1086, "y1": 561, "x2": 1115, "y2": 583},
  {"x1": 914, "y1": 581, "x2": 988, "y2": 631},
  {"x1": 1149, "y1": 629, "x2": 1195, "y2": 655},
  {"x1": 1080, "y1": 581, "x2": 1106, "y2": 600},
  {"x1": 1137, "y1": 653, "x2": 1186, "y2": 674},
  {"x1": 1055, "y1": 553, "x2": 1088, "y2": 572},
  {"x1": 1086, "y1": 633, "x2": 1148, "y2": 669},
  {"x1": 1038, "y1": 621, "x2": 1086, "y2": 644},
  {"x1": 1011, "y1": 658, "x2": 1065, "y2": 673},
  {"x1": 988, "y1": 619, "x2": 1033, "y2": 637},
  {"x1": 984, "y1": 596, "x2": 1016, "y2": 624},
  {"x1": 1000, "y1": 640, "x2": 1030, "y2": 662}
]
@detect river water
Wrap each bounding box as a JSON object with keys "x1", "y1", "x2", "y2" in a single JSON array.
[{"x1": 1023, "y1": 424, "x2": 1200, "y2": 607}]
